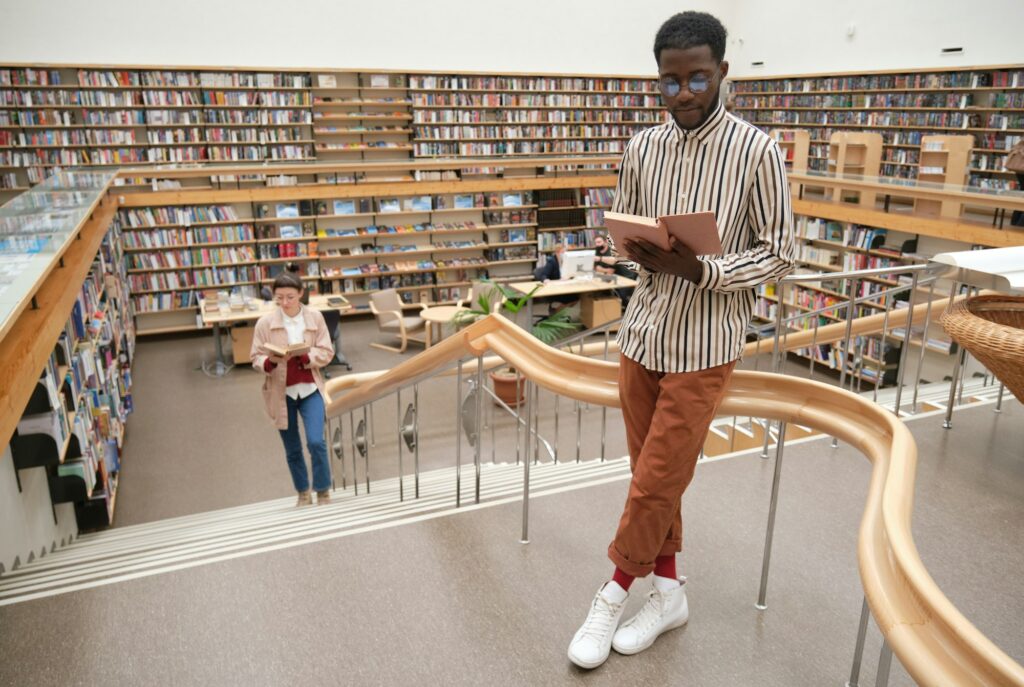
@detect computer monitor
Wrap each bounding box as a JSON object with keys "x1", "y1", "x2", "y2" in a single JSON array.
[{"x1": 562, "y1": 249, "x2": 595, "y2": 278}]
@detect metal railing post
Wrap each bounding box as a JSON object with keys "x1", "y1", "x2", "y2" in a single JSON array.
[{"x1": 756, "y1": 421, "x2": 787, "y2": 610}]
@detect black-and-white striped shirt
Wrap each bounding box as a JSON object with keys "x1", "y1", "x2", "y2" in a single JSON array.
[{"x1": 612, "y1": 103, "x2": 795, "y2": 373}]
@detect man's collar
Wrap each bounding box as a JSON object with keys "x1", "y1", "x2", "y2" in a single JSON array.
[{"x1": 670, "y1": 102, "x2": 726, "y2": 144}]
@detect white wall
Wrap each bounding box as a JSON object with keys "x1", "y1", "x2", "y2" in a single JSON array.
[
  {"x1": 728, "y1": 0, "x2": 1024, "y2": 78},
  {"x1": 1, "y1": 1, "x2": 1020, "y2": 77},
  {"x1": 0, "y1": 0, "x2": 733, "y2": 76}
]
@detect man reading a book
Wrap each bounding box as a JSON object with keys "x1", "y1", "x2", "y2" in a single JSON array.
[{"x1": 567, "y1": 11, "x2": 795, "y2": 669}]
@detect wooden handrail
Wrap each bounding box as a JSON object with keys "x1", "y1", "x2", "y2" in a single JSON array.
[{"x1": 323, "y1": 313, "x2": 1024, "y2": 686}]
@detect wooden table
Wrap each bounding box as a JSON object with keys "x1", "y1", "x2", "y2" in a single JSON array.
[
  {"x1": 199, "y1": 294, "x2": 352, "y2": 376},
  {"x1": 507, "y1": 275, "x2": 636, "y2": 327},
  {"x1": 507, "y1": 275, "x2": 636, "y2": 299},
  {"x1": 420, "y1": 305, "x2": 468, "y2": 348}
]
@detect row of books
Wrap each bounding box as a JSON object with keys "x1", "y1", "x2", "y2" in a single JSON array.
[
  {"x1": 322, "y1": 260, "x2": 437, "y2": 278},
  {"x1": 749, "y1": 111, "x2": 975, "y2": 128},
  {"x1": 411, "y1": 94, "x2": 661, "y2": 108},
  {"x1": 734, "y1": 71, "x2": 1024, "y2": 93},
  {"x1": 737, "y1": 93, "x2": 978, "y2": 109},
  {"x1": 120, "y1": 206, "x2": 239, "y2": 227},
  {"x1": 0, "y1": 130, "x2": 140, "y2": 146},
  {"x1": 414, "y1": 140, "x2": 627, "y2": 156},
  {"x1": 0, "y1": 68, "x2": 61, "y2": 86},
  {"x1": 204, "y1": 127, "x2": 309, "y2": 143},
  {"x1": 131, "y1": 265, "x2": 268, "y2": 291},
  {"x1": 412, "y1": 110, "x2": 664, "y2": 125},
  {"x1": 411, "y1": 125, "x2": 637, "y2": 140},
  {"x1": 207, "y1": 144, "x2": 311, "y2": 161},
  {"x1": 486, "y1": 245, "x2": 536, "y2": 261},
  {"x1": 122, "y1": 226, "x2": 256, "y2": 249},
  {"x1": 56, "y1": 69, "x2": 310, "y2": 89},
  {"x1": 318, "y1": 221, "x2": 472, "y2": 238},
  {"x1": 126, "y1": 246, "x2": 258, "y2": 270},
  {"x1": 200, "y1": 92, "x2": 312, "y2": 106},
  {"x1": 882, "y1": 149, "x2": 920, "y2": 164},
  {"x1": 407, "y1": 76, "x2": 657, "y2": 93},
  {"x1": 132, "y1": 291, "x2": 199, "y2": 312},
  {"x1": 257, "y1": 242, "x2": 316, "y2": 259},
  {"x1": 538, "y1": 229, "x2": 603, "y2": 251}
]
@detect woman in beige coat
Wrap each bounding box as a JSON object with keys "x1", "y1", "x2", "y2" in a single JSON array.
[{"x1": 251, "y1": 270, "x2": 335, "y2": 506}]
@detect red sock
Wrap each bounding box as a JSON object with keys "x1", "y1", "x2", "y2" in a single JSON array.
[
  {"x1": 654, "y1": 555, "x2": 677, "y2": 579},
  {"x1": 611, "y1": 567, "x2": 635, "y2": 591}
]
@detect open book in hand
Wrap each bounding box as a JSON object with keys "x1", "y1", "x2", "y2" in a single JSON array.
[
  {"x1": 263, "y1": 342, "x2": 311, "y2": 358},
  {"x1": 604, "y1": 211, "x2": 723, "y2": 259}
]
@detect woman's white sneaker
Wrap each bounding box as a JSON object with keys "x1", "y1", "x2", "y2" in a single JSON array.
[
  {"x1": 567, "y1": 584, "x2": 628, "y2": 669},
  {"x1": 611, "y1": 578, "x2": 688, "y2": 655}
]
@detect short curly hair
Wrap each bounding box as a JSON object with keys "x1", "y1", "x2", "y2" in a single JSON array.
[{"x1": 653, "y1": 12, "x2": 728, "y2": 64}]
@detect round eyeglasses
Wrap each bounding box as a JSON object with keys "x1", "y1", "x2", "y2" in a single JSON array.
[{"x1": 659, "y1": 70, "x2": 718, "y2": 97}]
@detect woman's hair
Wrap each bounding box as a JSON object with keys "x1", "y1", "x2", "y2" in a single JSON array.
[{"x1": 272, "y1": 262, "x2": 304, "y2": 292}]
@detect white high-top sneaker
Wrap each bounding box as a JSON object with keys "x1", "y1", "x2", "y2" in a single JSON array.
[
  {"x1": 611, "y1": 578, "x2": 688, "y2": 655},
  {"x1": 567, "y1": 584, "x2": 628, "y2": 669}
]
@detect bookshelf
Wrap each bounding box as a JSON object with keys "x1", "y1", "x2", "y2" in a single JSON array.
[
  {"x1": 914, "y1": 135, "x2": 973, "y2": 218},
  {"x1": 758, "y1": 214, "x2": 926, "y2": 385},
  {"x1": 731, "y1": 64, "x2": 1024, "y2": 191},
  {"x1": 773, "y1": 129, "x2": 810, "y2": 174},
  {"x1": 310, "y1": 70, "x2": 412, "y2": 166},
  {"x1": 4, "y1": 174, "x2": 136, "y2": 535},
  {"x1": 826, "y1": 132, "x2": 883, "y2": 206},
  {"x1": 113, "y1": 171, "x2": 625, "y2": 333},
  {"x1": 408, "y1": 74, "x2": 661, "y2": 158},
  {"x1": 1, "y1": 64, "x2": 661, "y2": 195}
]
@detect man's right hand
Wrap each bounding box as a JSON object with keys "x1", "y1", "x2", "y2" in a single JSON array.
[{"x1": 268, "y1": 354, "x2": 288, "y2": 366}]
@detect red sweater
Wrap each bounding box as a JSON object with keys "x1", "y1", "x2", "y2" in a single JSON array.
[{"x1": 264, "y1": 354, "x2": 315, "y2": 386}]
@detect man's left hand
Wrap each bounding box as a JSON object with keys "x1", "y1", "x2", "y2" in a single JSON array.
[{"x1": 624, "y1": 236, "x2": 703, "y2": 283}]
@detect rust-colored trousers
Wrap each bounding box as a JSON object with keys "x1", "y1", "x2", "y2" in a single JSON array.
[{"x1": 608, "y1": 354, "x2": 736, "y2": 578}]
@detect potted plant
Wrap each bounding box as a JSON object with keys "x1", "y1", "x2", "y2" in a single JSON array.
[{"x1": 453, "y1": 280, "x2": 581, "y2": 407}]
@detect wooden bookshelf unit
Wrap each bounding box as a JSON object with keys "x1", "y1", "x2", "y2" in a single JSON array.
[{"x1": 914, "y1": 135, "x2": 973, "y2": 218}]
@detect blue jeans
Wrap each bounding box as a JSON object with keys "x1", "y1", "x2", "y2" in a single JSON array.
[{"x1": 278, "y1": 390, "x2": 331, "y2": 493}]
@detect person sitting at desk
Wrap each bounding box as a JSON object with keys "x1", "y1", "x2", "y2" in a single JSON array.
[
  {"x1": 534, "y1": 244, "x2": 565, "y2": 282},
  {"x1": 533, "y1": 244, "x2": 578, "y2": 311},
  {"x1": 594, "y1": 234, "x2": 637, "y2": 307}
]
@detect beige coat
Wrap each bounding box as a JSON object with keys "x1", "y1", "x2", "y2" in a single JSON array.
[{"x1": 251, "y1": 305, "x2": 334, "y2": 429}]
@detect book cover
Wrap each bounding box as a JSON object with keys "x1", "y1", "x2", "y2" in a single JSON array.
[
  {"x1": 502, "y1": 192, "x2": 522, "y2": 207},
  {"x1": 454, "y1": 194, "x2": 474, "y2": 209},
  {"x1": 276, "y1": 202, "x2": 299, "y2": 219},
  {"x1": 263, "y1": 341, "x2": 311, "y2": 357},
  {"x1": 409, "y1": 195, "x2": 432, "y2": 212},
  {"x1": 604, "y1": 211, "x2": 722, "y2": 257},
  {"x1": 333, "y1": 199, "x2": 356, "y2": 215},
  {"x1": 379, "y1": 198, "x2": 401, "y2": 213}
]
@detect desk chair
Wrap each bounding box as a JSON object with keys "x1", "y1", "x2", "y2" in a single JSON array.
[
  {"x1": 369, "y1": 289, "x2": 427, "y2": 353},
  {"x1": 320, "y1": 308, "x2": 352, "y2": 374},
  {"x1": 455, "y1": 280, "x2": 505, "y2": 312}
]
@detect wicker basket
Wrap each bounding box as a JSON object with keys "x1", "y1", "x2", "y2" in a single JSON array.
[{"x1": 939, "y1": 295, "x2": 1024, "y2": 403}]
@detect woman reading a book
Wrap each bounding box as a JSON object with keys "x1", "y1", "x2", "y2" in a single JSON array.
[{"x1": 251, "y1": 269, "x2": 335, "y2": 506}]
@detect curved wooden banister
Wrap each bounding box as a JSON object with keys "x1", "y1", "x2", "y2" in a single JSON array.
[
  {"x1": 324, "y1": 313, "x2": 1024, "y2": 687},
  {"x1": 322, "y1": 293, "x2": 956, "y2": 401}
]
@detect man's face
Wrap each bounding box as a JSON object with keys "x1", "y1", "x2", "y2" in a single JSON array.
[
  {"x1": 657, "y1": 45, "x2": 729, "y2": 130},
  {"x1": 594, "y1": 237, "x2": 606, "y2": 251}
]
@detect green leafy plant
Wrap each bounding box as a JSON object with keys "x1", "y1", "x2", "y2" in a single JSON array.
[{"x1": 452, "y1": 279, "x2": 582, "y2": 345}]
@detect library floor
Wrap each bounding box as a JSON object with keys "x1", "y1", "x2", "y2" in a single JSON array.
[{"x1": 1, "y1": 319, "x2": 1022, "y2": 686}]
